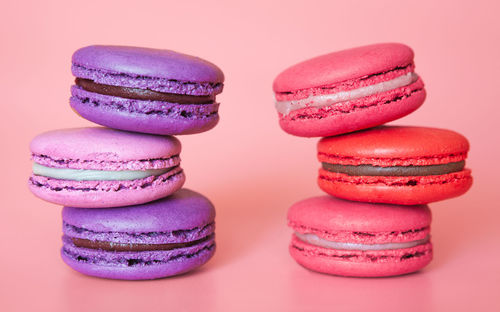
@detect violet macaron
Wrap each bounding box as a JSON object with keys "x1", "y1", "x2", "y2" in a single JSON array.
[
  {"x1": 273, "y1": 43, "x2": 425, "y2": 137},
  {"x1": 70, "y1": 45, "x2": 224, "y2": 135},
  {"x1": 61, "y1": 189, "x2": 215, "y2": 280},
  {"x1": 29, "y1": 127, "x2": 185, "y2": 208},
  {"x1": 288, "y1": 196, "x2": 433, "y2": 277}
]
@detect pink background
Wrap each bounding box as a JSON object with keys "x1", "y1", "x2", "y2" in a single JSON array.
[{"x1": 2, "y1": 0, "x2": 499, "y2": 310}]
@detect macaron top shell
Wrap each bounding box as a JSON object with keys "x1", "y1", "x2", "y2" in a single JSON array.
[
  {"x1": 30, "y1": 127, "x2": 181, "y2": 163},
  {"x1": 63, "y1": 189, "x2": 215, "y2": 233},
  {"x1": 273, "y1": 43, "x2": 414, "y2": 92},
  {"x1": 288, "y1": 196, "x2": 431, "y2": 233},
  {"x1": 318, "y1": 126, "x2": 469, "y2": 162},
  {"x1": 72, "y1": 45, "x2": 224, "y2": 83}
]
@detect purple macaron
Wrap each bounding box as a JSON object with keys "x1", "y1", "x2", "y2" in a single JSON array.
[
  {"x1": 61, "y1": 189, "x2": 216, "y2": 280},
  {"x1": 29, "y1": 127, "x2": 185, "y2": 208},
  {"x1": 70, "y1": 45, "x2": 224, "y2": 135}
]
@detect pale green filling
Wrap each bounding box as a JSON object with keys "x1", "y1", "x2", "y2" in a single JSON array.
[
  {"x1": 275, "y1": 72, "x2": 418, "y2": 115},
  {"x1": 32, "y1": 163, "x2": 169, "y2": 181}
]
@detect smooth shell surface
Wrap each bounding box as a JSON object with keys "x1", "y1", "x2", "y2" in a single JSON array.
[
  {"x1": 30, "y1": 127, "x2": 181, "y2": 162},
  {"x1": 63, "y1": 189, "x2": 215, "y2": 233},
  {"x1": 288, "y1": 196, "x2": 431, "y2": 233},
  {"x1": 318, "y1": 126, "x2": 469, "y2": 160},
  {"x1": 73, "y1": 45, "x2": 224, "y2": 83},
  {"x1": 273, "y1": 43, "x2": 413, "y2": 92}
]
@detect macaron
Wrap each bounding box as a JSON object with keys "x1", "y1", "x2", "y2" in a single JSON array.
[
  {"x1": 273, "y1": 43, "x2": 425, "y2": 137},
  {"x1": 288, "y1": 196, "x2": 432, "y2": 277},
  {"x1": 70, "y1": 45, "x2": 224, "y2": 135},
  {"x1": 318, "y1": 126, "x2": 472, "y2": 204},
  {"x1": 29, "y1": 127, "x2": 185, "y2": 208},
  {"x1": 61, "y1": 189, "x2": 216, "y2": 280}
]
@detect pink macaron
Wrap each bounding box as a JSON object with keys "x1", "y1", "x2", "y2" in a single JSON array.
[
  {"x1": 29, "y1": 127, "x2": 185, "y2": 208},
  {"x1": 273, "y1": 43, "x2": 426, "y2": 137},
  {"x1": 288, "y1": 196, "x2": 433, "y2": 277}
]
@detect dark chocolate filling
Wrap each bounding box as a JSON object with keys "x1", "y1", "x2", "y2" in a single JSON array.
[
  {"x1": 75, "y1": 78, "x2": 214, "y2": 104},
  {"x1": 71, "y1": 234, "x2": 213, "y2": 252},
  {"x1": 322, "y1": 161, "x2": 465, "y2": 176}
]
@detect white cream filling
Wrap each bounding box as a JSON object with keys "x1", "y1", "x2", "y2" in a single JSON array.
[
  {"x1": 275, "y1": 72, "x2": 418, "y2": 115},
  {"x1": 32, "y1": 163, "x2": 170, "y2": 181},
  {"x1": 295, "y1": 232, "x2": 429, "y2": 251}
]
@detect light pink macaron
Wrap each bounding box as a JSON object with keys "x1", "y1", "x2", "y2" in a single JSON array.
[
  {"x1": 273, "y1": 43, "x2": 426, "y2": 137},
  {"x1": 288, "y1": 196, "x2": 433, "y2": 277},
  {"x1": 29, "y1": 127, "x2": 185, "y2": 208}
]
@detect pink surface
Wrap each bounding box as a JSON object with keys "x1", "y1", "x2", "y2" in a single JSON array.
[{"x1": 2, "y1": 0, "x2": 500, "y2": 311}]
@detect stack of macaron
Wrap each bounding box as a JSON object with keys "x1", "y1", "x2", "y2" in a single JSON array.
[
  {"x1": 273, "y1": 43, "x2": 472, "y2": 277},
  {"x1": 29, "y1": 45, "x2": 224, "y2": 280}
]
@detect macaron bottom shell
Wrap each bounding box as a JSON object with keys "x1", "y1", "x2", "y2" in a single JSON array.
[
  {"x1": 70, "y1": 86, "x2": 220, "y2": 135},
  {"x1": 278, "y1": 80, "x2": 425, "y2": 137},
  {"x1": 318, "y1": 169, "x2": 472, "y2": 205},
  {"x1": 290, "y1": 235, "x2": 432, "y2": 277},
  {"x1": 61, "y1": 238, "x2": 215, "y2": 280},
  {"x1": 28, "y1": 169, "x2": 185, "y2": 208}
]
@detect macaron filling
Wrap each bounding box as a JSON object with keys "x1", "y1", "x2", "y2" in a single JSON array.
[
  {"x1": 70, "y1": 234, "x2": 214, "y2": 252},
  {"x1": 62, "y1": 240, "x2": 215, "y2": 268},
  {"x1": 32, "y1": 162, "x2": 172, "y2": 181},
  {"x1": 64, "y1": 220, "x2": 215, "y2": 245},
  {"x1": 321, "y1": 161, "x2": 465, "y2": 177},
  {"x1": 72, "y1": 63, "x2": 223, "y2": 96},
  {"x1": 62, "y1": 217, "x2": 216, "y2": 269},
  {"x1": 275, "y1": 72, "x2": 418, "y2": 115},
  {"x1": 75, "y1": 78, "x2": 215, "y2": 104},
  {"x1": 71, "y1": 86, "x2": 220, "y2": 120},
  {"x1": 295, "y1": 232, "x2": 430, "y2": 251}
]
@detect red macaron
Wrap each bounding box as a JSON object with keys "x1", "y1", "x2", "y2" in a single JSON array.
[{"x1": 318, "y1": 126, "x2": 472, "y2": 204}]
